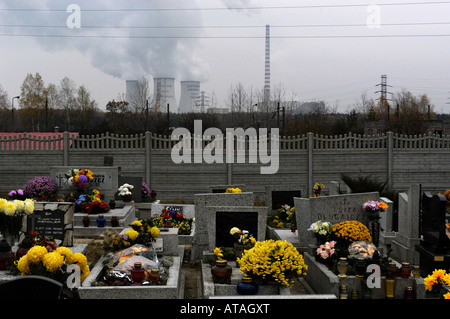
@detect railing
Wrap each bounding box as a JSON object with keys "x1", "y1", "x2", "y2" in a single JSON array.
[{"x1": 1, "y1": 131, "x2": 450, "y2": 151}]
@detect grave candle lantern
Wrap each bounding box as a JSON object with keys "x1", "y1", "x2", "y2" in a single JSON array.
[
  {"x1": 385, "y1": 272, "x2": 396, "y2": 299},
  {"x1": 211, "y1": 259, "x2": 232, "y2": 284},
  {"x1": 339, "y1": 285, "x2": 349, "y2": 299},
  {"x1": 237, "y1": 275, "x2": 259, "y2": 295},
  {"x1": 148, "y1": 269, "x2": 160, "y2": 283},
  {"x1": 412, "y1": 265, "x2": 421, "y2": 278},
  {"x1": 109, "y1": 198, "x2": 116, "y2": 209},
  {"x1": 400, "y1": 262, "x2": 411, "y2": 278},
  {"x1": 111, "y1": 216, "x2": 119, "y2": 227},
  {"x1": 387, "y1": 262, "x2": 398, "y2": 278},
  {"x1": 96, "y1": 214, "x2": 106, "y2": 227},
  {"x1": 337, "y1": 257, "x2": 348, "y2": 278},
  {"x1": 131, "y1": 262, "x2": 145, "y2": 283},
  {"x1": 404, "y1": 286, "x2": 415, "y2": 299},
  {"x1": 355, "y1": 257, "x2": 366, "y2": 278},
  {"x1": 0, "y1": 239, "x2": 14, "y2": 270},
  {"x1": 83, "y1": 215, "x2": 90, "y2": 227}
]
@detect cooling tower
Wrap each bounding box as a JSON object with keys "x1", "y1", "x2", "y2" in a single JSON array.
[
  {"x1": 125, "y1": 80, "x2": 139, "y2": 104},
  {"x1": 179, "y1": 81, "x2": 200, "y2": 113},
  {"x1": 154, "y1": 77, "x2": 177, "y2": 113}
]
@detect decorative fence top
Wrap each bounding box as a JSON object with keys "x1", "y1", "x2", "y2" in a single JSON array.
[
  {"x1": 0, "y1": 131, "x2": 449, "y2": 151},
  {"x1": 0, "y1": 132, "x2": 79, "y2": 150}
]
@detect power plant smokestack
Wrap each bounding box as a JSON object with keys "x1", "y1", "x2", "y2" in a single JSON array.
[
  {"x1": 264, "y1": 25, "x2": 270, "y2": 103},
  {"x1": 179, "y1": 81, "x2": 201, "y2": 113},
  {"x1": 154, "y1": 77, "x2": 177, "y2": 113}
]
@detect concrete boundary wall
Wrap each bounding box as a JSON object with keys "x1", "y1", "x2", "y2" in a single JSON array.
[{"x1": 1, "y1": 131, "x2": 450, "y2": 202}]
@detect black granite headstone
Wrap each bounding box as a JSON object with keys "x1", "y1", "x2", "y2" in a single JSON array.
[
  {"x1": 421, "y1": 192, "x2": 450, "y2": 253},
  {"x1": 27, "y1": 210, "x2": 66, "y2": 243},
  {"x1": 117, "y1": 176, "x2": 143, "y2": 202},
  {"x1": 271, "y1": 190, "x2": 301, "y2": 209},
  {"x1": 215, "y1": 211, "x2": 258, "y2": 248}
]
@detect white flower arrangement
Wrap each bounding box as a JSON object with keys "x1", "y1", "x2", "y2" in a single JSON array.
[{"x1": 118, "y1": 183, "x2": 134, "y2": 196}]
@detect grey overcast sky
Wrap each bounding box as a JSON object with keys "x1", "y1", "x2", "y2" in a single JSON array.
[{"x1": 1, "y1": 0, "x2": 450, "y2": 113}]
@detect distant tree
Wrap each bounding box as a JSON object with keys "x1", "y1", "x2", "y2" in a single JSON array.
[
  {"x1": 19, "y1": 72, "x2": 47, "y2": 131},
  {"x1": 58, "y1": 77, "x2": 77, "y2": 131},
  {"x1": 105, "y1": 98, "x2": 130, "y2": 134},
  {"x1": 0, "y1": 84, "x2": 9, "y2": 109},
  {"x1": 72, "y1": 85, "x2": 98, "y2": 133},
  {"x1": 391, "y1": 90, "x2": 434, "y2": 135}
]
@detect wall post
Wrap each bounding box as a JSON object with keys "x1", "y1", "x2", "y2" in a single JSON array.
[
  {"x1": 387, "y1": 131, "x2": 393, "y2": 190},
  {"x1": 307, "y1": 132, "x2": 314, "y2": 197},
  {"x1": 145, "y1": 131, "x2": 152, "y2": 188},
  {"x1": 63, "y1": 131, "x2": 69, "y2": 166}
]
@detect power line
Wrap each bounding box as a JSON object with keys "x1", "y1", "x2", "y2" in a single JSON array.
[
  {"x1": 1, "y1": 2, "x2": 450, "y2": 12},
  {"x1": 2, "y1": 21, "x2": 450, "y2": 29},
  {"x1": 2, "y1": 33, "x2": 450, "y2": 39}
]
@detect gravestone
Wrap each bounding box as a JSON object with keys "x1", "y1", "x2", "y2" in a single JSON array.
[
  {"x1": 50, "y1": 166, "x2": 119, "y2": 200},
  {"x1": 294, "y1": 192, "x2": 380, "y2": 251},
  {"x1": 26, "y1": 202, "x2": 74, "y2": 246},
  {"x1": 148, "y1": 202, "x2": 195, "y2": 219},
  {"x1": 379, "y1": 196, "x2": 395, "y2": 247},
  {"x1": 265, "y1": 185, "x2": 302, "y2": 212},
  {"x1": 415, "y1": 191, "x2": 450, "y2": 276},
  {"x1": 191, "y1": 192, "x2": 254, "y2": 261},
  {"x1": 391, "y1": 184, "x2": 421, "y2": 264},
  {"x1": 421, "y1": 192, "x2": 450, "y2": 253},
  {"x1": 205, "y1": 206, "x2": 268, "y2": 251}
]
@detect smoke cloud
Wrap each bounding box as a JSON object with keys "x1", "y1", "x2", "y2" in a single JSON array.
[{"x1": 0, "y1": 0, "x2": 211, "y2": 82}]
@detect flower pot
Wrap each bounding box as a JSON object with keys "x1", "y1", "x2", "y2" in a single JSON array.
[{"x1": 121, "y1": 195, "x2": 132, "y2": 202}]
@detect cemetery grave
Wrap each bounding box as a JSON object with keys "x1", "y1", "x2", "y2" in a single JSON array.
[{"x1": 1, "y1": 166, "x2": 450, "y2": 300}]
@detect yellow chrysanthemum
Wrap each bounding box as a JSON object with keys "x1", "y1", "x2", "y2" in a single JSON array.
[
  {"x1": 424, "y1": 269, "x2": 449, "y2": 291},
  {"x1": 4, "y1": 201, "x2": 16, "y2": 216},
  {"x1": 0, "y1": 198, "x2": 7, "y2": 213},
  {"x1": 214, "y1": 247, "x2": 224, "y2": 260},
  {"x1": 24, "y1": 199, "x2": 34, "y2": 215},
  {"x1": 15, "y1": 255, "x2": 30, "y2": 275},
  {"x1": 131, "y1": 220, "x2": 143, "y2": 229},
  {"x1": 125, "y1": 228, "x2": 139, "y2": 241},
  {"x1": 150, "y1": 226, "x2": 160, "y2": 238},
  {"x1": 42, "y1": 251, "x2": 65, "y2": 272},
  {"x1": 56, "y1": 246, "x2": 74, "y2": 264},
  {"x1": 26, "y1": 245, "x2": 48, "y2": 264},
  {"x1": 72, "y1": 252, "x2": 88, "y2": 269},
  {"x1": 13, "y1": 200, "x2": 24, "y2": 213},
  {"x1": 80, "y1": 264, "x2": 91, "y2": 282},
  {"x1": 331, "y1": 220, "x2": 372, "y2": 243},
  {"x1": 237, "y1": 239, "x2": 307, "y2": 288}
]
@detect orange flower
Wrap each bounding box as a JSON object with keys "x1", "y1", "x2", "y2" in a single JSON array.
[{"x1": 378, "y1": 201, "x2": 389, "y2": 210}]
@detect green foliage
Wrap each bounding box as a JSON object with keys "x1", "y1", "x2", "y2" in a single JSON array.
[{"x1": 340, "y1": 173, "x2": 387, "y2": 194}]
